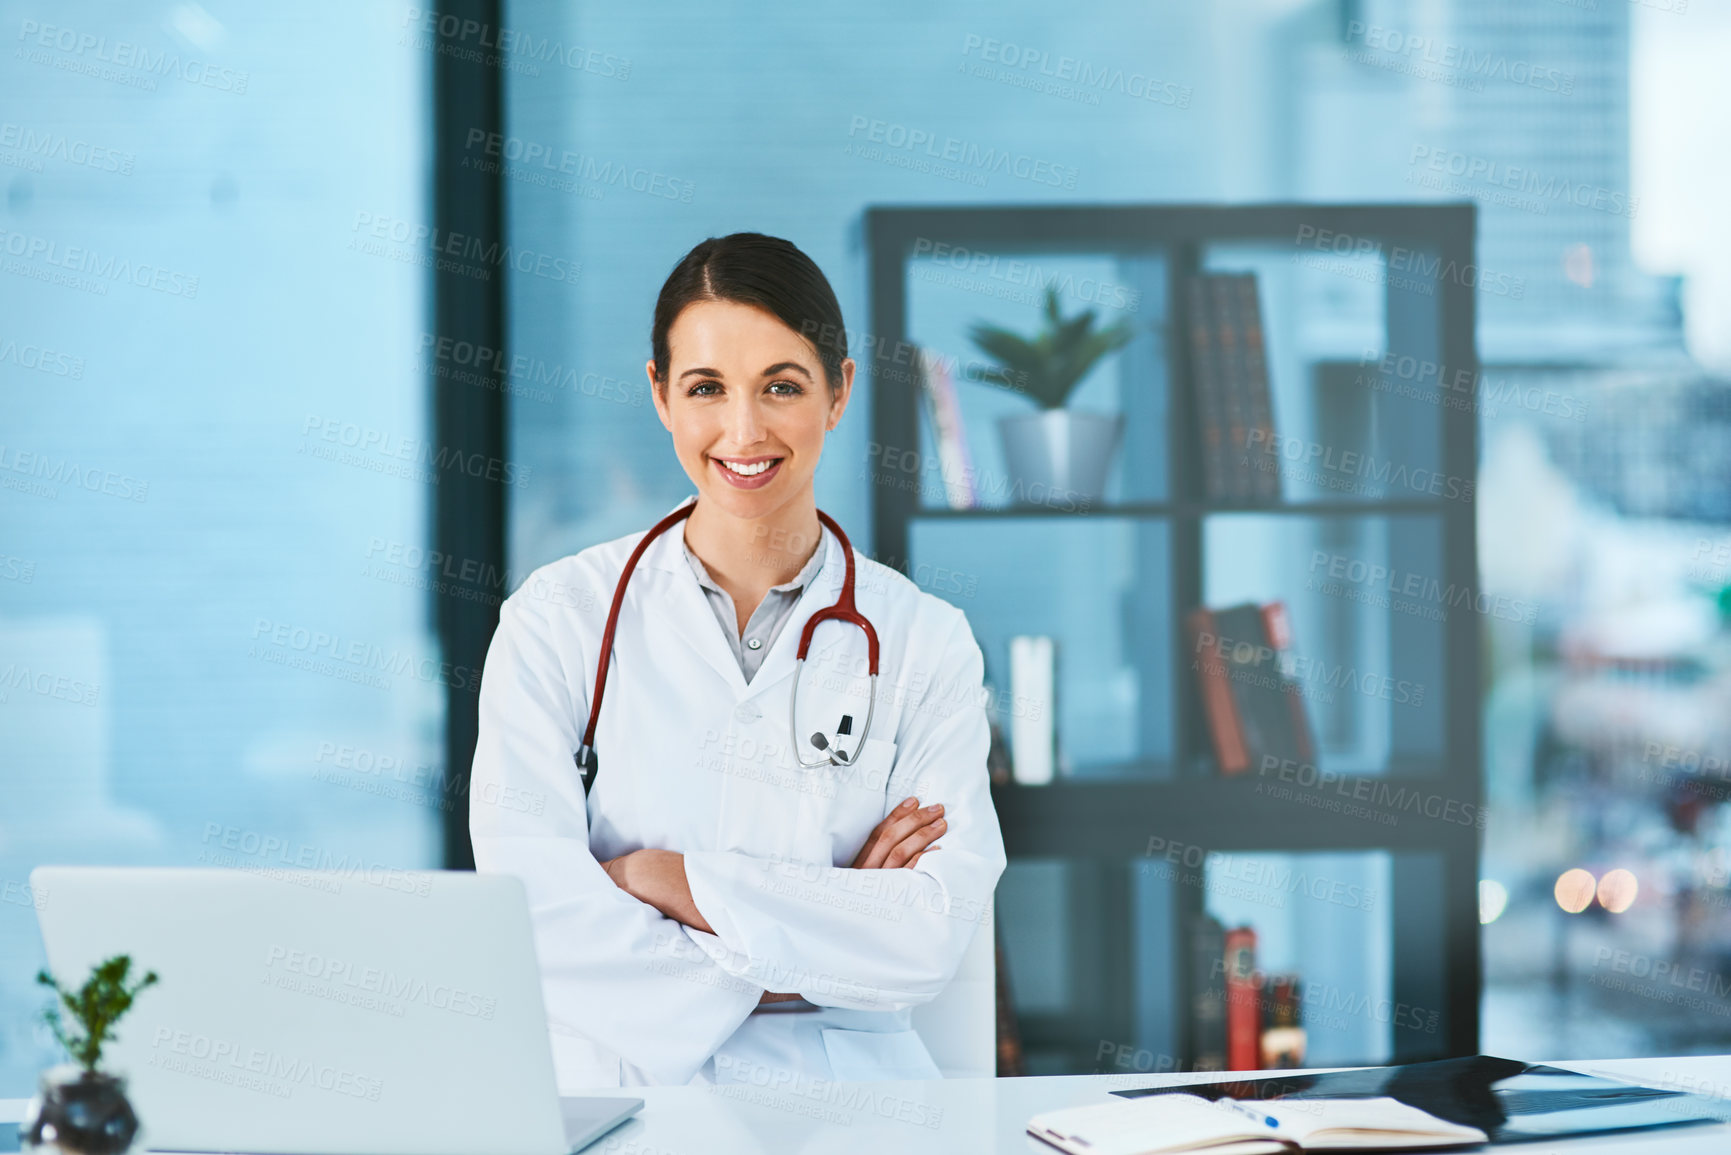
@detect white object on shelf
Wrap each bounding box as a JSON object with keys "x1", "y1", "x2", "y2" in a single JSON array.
[{"x1": 1009, "y1": 635, "x2": 1056, "y2": 785}]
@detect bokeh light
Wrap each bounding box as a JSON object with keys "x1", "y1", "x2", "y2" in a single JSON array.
[
  {"x1": 1596, "y1": 869, "x2": 1639, "y2": 914},
  {"x1": 1479, "y1": 879, "x2": 1510, "y2": 925},
  {"x1": 1555, "y1": 868, "x2": 1597, "y2": 914}
]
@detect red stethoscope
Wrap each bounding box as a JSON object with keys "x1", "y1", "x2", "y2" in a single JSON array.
[{"x1": 575, "y1": 501, "x2": 880, "y2": 792}]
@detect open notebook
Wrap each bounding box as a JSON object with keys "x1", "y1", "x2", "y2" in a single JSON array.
[{"x1": 1028, "y1": 1093, "x2": 1489, "y2": 1155}]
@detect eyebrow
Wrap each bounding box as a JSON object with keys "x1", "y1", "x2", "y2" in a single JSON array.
[{"x1": 677, "y1": 361, "x2": 814, "y2": 383}]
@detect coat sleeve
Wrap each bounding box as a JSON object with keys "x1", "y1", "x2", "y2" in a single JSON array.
[
  {"x1": 679, "y1": 608, "x2": 1007, "y2": 1011},
  {"x1": 469, "y1": 584, "x2": 762, "y2": 1084}
]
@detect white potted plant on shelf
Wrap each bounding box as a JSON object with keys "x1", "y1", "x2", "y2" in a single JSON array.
[{"x1": 968, "y1": 285, "x2": 1135, "y2": 507}]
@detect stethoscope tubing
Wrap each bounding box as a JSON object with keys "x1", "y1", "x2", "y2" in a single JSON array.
[{"x1": 575, "y1": 502, "x2": 879, "y2": 790}]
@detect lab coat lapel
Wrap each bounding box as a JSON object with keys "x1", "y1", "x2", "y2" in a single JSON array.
[{"x1": 637, "y1": 508, "x2": 749, "y2": 698}]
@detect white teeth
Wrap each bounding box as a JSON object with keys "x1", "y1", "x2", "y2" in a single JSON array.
[{"x1": 720, "y1": 459, "x2": 775, "y2": 477}]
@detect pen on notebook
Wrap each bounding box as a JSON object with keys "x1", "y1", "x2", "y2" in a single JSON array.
[{"x1": 1219, "y1": 1099, "x2": 1280, "y2": 1128}]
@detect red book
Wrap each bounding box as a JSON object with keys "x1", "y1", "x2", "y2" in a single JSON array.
[
  {"x1": 1259, "y1": 601, "x2": 1316, "y2": 766},
  {"x1": 1224, "y1": 926, "x2": 1260, "y2": 1071},
  {"x1": 1187, "y1": 607, "x2": 1250, "y2": 775}
]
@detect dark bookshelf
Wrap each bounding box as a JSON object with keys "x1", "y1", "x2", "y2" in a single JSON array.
[{"x1": 866, "y1": 203, "x2": 1481, "y2": 1073}]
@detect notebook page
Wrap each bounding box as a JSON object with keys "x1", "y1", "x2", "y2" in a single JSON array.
[
  {"x1": 1249, "y1": 1098, "x2": 1488, "y2": 1147},
  {"x1": 1029, "y1": 1094, "x2": 1292, "y2": 1155}
]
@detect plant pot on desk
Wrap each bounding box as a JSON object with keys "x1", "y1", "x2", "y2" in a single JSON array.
[
  {"x1": 997, "y1": 410, "x2": 1124, "y2": 508},
  {"x1": 22, "y1": 1065, "x2": 140, "y2": 1155}
]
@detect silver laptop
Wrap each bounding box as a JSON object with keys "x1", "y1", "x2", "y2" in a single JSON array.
[{"x1": 31, "y1": 866, "x2": 641, "y2": 1155}]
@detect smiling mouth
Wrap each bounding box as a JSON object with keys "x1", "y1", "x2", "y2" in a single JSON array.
[{"x1": 716, "y1": 457, "x2": 780, "y2": 477}]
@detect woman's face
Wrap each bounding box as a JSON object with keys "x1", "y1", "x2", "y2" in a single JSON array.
[{"x1": 649, "y1": 298, "x2": 854, "y2": 523}]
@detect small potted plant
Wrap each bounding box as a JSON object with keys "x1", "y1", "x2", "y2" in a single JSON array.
[
  {"x1": 25, "y1": 955, "x2": 159, "y2": 1155},
  {"x1": 968, "y1": 285, "x2": 1135, "y2": 506}
]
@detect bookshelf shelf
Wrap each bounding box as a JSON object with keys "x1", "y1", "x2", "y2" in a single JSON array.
[
  {"x1": 991, "y1": 776, "x2": 1477, "y2": 857},
  {"x1": 868, "y1": 202, "x2": 1481, "y2": 1076}
]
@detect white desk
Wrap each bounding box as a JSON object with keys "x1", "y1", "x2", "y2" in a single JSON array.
[
  {"x1": 2, "y1": 1056, "x2": 1727, "y2": 1154},
  {"x1": 580, "y1": 1056, "x2": 1731, "y2": 1155}
]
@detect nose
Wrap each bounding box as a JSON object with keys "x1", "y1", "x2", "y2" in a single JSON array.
[{"x1": 723, "y1": 389, "x2": 766, "y2": 448}]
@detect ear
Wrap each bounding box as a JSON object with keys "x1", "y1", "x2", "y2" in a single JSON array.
[
  {"x1": 826, "y1": 358, "x2": 856, "y2": 431},
  {"x1": 647, "y1": 358, "x2": 672, "y2": 432}
]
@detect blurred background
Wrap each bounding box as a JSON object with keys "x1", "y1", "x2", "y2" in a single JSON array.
[{"x1": 3, "y1": 0, "x2": 1730, "y2": 1092}]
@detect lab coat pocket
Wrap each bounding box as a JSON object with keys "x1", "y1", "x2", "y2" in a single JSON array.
[{"x1": 820, "y1": 1027, "x2": 942, "y2": 1082}]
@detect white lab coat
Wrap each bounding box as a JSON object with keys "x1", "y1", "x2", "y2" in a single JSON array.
[{"x1": 468, "y1": 497, "x2": 1007, "y2": 1091}]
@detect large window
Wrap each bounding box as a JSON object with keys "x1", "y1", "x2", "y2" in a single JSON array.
[{"x1": 0, "y1": 7, "x2": 437, "y2": 1092}]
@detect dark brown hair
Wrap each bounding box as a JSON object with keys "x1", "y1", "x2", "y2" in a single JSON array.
[{"x1": 650, "y1": 233, "x2": 849, "y2": 393}]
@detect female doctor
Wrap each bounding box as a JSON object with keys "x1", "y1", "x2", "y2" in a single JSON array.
[{"x1": 468, "y1": 232, "x2": 1007, "y2": 1091}]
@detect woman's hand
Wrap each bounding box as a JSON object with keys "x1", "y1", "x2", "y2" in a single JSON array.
[
  {"x1": 849, "y1": 796, "x2": 945, "y2": 870},
  {"x1": 599, "y1": 849, "x2": 714, "y2": 935}
]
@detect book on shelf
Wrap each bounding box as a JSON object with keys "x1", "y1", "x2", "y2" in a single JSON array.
[
  {"x1": 1184, "y1": 273, "x2": 1281, "y2": 502},
  {"x1": 914, "y1": 346, "x2": 978, "y2": 509},
  {"x1": 1260, "y1": 974, "x2": 1306, "y2": 1069},
  {"x1": 1186, "y1": 601, "x2": 1316, "y2": 777},
  {"x1": 1189, "y1": 917, "x2": 1308, "y2": 1073},
  {"x1": 1028, "y1": 1093, "x2": 1489, "y2": 1155},
  {"x1": 1223, "y1": 925, "x2": 1260, "y2": 1071},
  {"x1": 1188, "y1": 914, "x2": 1227, "y2": 1071}
]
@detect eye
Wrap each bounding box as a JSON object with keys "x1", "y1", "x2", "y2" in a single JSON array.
[
  {"x1": 767, "y1": 379, "x2": 804, "y2": 396},
  {"x1": 687, "y1": 380, "x2": 721, "y2": 397}
]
